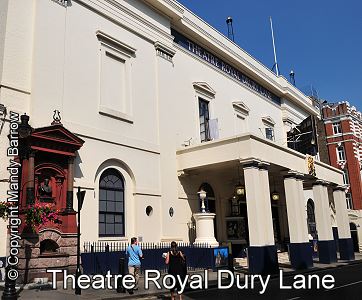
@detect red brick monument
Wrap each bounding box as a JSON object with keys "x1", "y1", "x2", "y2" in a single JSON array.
[{"x1": 18, "y1": 112, "x2": 84, "y2": 283}]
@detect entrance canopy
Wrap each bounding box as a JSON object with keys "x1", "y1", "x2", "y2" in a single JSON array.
[{"x1": 176, "y1": 133, "x2": 343, "y2": 185}]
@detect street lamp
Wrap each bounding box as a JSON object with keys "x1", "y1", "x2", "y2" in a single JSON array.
[
  {"x1": 1, "y1": 264, "x2": 17, "y2": 300},
  {"x1": 270, "y1": 176, "x2": 280, "y2": 201},
  {"x1": 235, "y1": 185, "x2": 245, "y2": 197},
  {"x1": 230, "y1": 196, "x2": 240, "y2": 216},
  {"x1": 271, "y1": 191, "x2": 280, "y2": 201},
  {"x1": 75, "y1": 187, "x2": 86, "y2": 295},
  {"x1": 198, "y1": 189, "x2": 207, "y2": 213}
]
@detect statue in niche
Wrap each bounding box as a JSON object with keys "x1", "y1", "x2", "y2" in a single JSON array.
[{"x1": 38, "y1": 178, "x2": 53, "y2": 199}]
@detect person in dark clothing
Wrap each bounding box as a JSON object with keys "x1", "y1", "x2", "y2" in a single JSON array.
[{"x1": 165, "y1": 241, "x2": 186, "y2": 300}]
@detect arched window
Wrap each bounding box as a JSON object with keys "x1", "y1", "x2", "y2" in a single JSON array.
[
  {"x1": 199, "y1": 182, "x2": 215, "y2": 213},
  {"x1": 307, "y1": 199, "x2": 317, "y2": 239},
  {"x1": 198, "y1": 182, "x2": 218, "y2": 239},
  {"x1": 99, "y1": 169, "x2": 125, "y2": 237}
]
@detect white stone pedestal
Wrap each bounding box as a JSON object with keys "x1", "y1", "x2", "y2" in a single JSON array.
[{"x1": 193, "y1": 213, "x2": 219, "y2": 247}]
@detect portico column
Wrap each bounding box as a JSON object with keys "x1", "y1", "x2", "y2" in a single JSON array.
[
  {"x1": 65, "y1": 156, "x2": 75, "y2": 213},
  {"x1": 283, "y1": 172, "x2": 313, "y2": 269},
  {"x1": 333, "y1": 186, "x2": 355, "y2": 260},
  {"x1": 243, "y1": 161, "x2": 278, "y2": 274},
  {"x1": 312, "y1": 180, "x2": 337, "y2": 263},
  {"x1": 26, "y1": 151, "x2": 35, "y2": 205}
]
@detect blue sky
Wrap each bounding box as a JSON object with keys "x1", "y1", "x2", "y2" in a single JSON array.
[{"x1": 177, "y1": 0, "x2": 362, "y2": 109}]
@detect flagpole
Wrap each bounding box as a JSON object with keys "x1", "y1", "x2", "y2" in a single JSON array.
[{"x1": 270, "y1": 16, "x2": 279, "y2": 76}]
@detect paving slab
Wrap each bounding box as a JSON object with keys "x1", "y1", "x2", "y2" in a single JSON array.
[{"x1": 1, "y1": 253, "x2": 361, "y2": 299}]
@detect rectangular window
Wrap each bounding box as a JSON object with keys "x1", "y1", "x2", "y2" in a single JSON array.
[
  {"x1": 337, "y1": 145, "x2": 346, "y2": 161},
  {"x1": 346, "y1": 193, "x2": 353, "y2": 209},
  {"x1": 342, "y1": 169, "x2": 349, "y2": 185},
  {"x1": 265, "y1": 127, "x2": 275, "y2": 141},
  {"x1": 199, "y1": 98, "x2": 210, "y2": 142},
  {"x1": 332, "y1": 122, "x2": 342, "y2": 134}
]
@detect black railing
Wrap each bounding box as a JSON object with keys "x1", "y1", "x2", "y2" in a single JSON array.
[{"x1": 81, "y1": 242, "x2": 214, "y2": 275}]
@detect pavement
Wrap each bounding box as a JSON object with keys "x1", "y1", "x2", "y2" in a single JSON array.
[
  {"x1": 1, "y1": 252, "x2": 361, "y2": 299},
  {"x1": 180, "y1": 262, "x2": 362, "y2": 299}
]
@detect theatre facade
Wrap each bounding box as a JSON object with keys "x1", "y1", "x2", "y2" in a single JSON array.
[{"x1": 0, "y1": 0, "x2": 355, "y2": 276}]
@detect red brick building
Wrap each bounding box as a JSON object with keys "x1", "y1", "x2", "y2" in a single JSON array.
[{"x1": 322, "y1": 102, "x2": 362, "y2": 210}]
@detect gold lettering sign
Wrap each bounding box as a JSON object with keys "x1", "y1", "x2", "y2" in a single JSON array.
[{"x1": 306, "y1": 155, "x2": 316, "y2": 177}]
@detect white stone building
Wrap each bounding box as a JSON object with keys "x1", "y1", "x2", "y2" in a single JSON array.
[{"x1": 0, "y1": 0, "x2": 355, "y2": 273}]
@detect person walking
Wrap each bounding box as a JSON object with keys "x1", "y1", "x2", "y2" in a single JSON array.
[
  {"x1": 165, "y1": 241, "x2": 186, "y2": 300},
  {"x1": 126, "y1": 237, "x2": 143, "y2": 293}
]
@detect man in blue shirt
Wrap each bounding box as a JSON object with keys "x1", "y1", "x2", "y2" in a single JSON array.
[{"x1": 126, "y1": 237, "x2": 143, "y2": 292}]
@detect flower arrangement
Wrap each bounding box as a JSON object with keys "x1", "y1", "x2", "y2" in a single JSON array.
[
  {"x1": 0, "y1": 201, "x2": 12, "y2": 220},
  {"x1": 25, "y1": 203, "x2": 60, "y2": 231}
]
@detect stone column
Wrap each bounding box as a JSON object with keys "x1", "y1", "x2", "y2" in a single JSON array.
[
  {"x1": 283, "y1": 171, "x2": 313, "y2": 269},
  {"x1": 65, "y1": 156, "x2": 75, "y2": 212},
  {"x1": 312, "y1": 180, "x2": 337, "y2": 263},
  {"x1": 259, "y1": 163, "x2": 276, "y2": 244},
  {"x1": 26, "y1": 151, "x2": 35, "y2": 205},
  {"x1": 243, "y1": 161, "x2": 278, "y2": 274},
  {"x1": 333, "y1": 186, "x2": 354, "y2": 260}
]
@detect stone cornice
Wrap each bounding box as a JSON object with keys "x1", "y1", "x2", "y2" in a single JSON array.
[
  {"x1": 142, "y1": 0, "x2": 184, "y2": 19},
  {"x1": 96, "y1": 30, "x2": 137, "y2": 55},
  {"x1": 324, "y1": 113, "x2": 362, "y2": 125},
  {"x1": 193, "y1": 82, "x2": 216, "y2": 98},
  {"x1": 282, "y1": 116, "x2": 296, "y2": 125},
  {"x1": 154, "y1": 41, "x2": 176, "y2": 61},
  {"x1": 175, "y1": 14, "x2": 316, "y2": 114},
  {"x1": 173, "y1": 44, "x2": 281, "y2": 109},
  {"x1": 75, "y1": 0, "x2": 174, "y2": 44},
  {"x1": 232, "y1": 101, "x2": 250, "y2": 116},
  {"x1": 151, "y1": 0, "x2": 184, "y2": 14},
  {"x1": 176, "y1": 132, "x2": 343, "y2": 176},
  {"x1": 281, "y1": 104, "x2": 308, "y2": 124},
  {"x1": 262, "y1": 116, "x2": 276, "y2": 126}
]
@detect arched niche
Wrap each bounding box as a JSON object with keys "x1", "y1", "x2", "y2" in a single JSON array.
[{"x1": 40, "y1": 239, "x2": 60, "y2": 255}]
